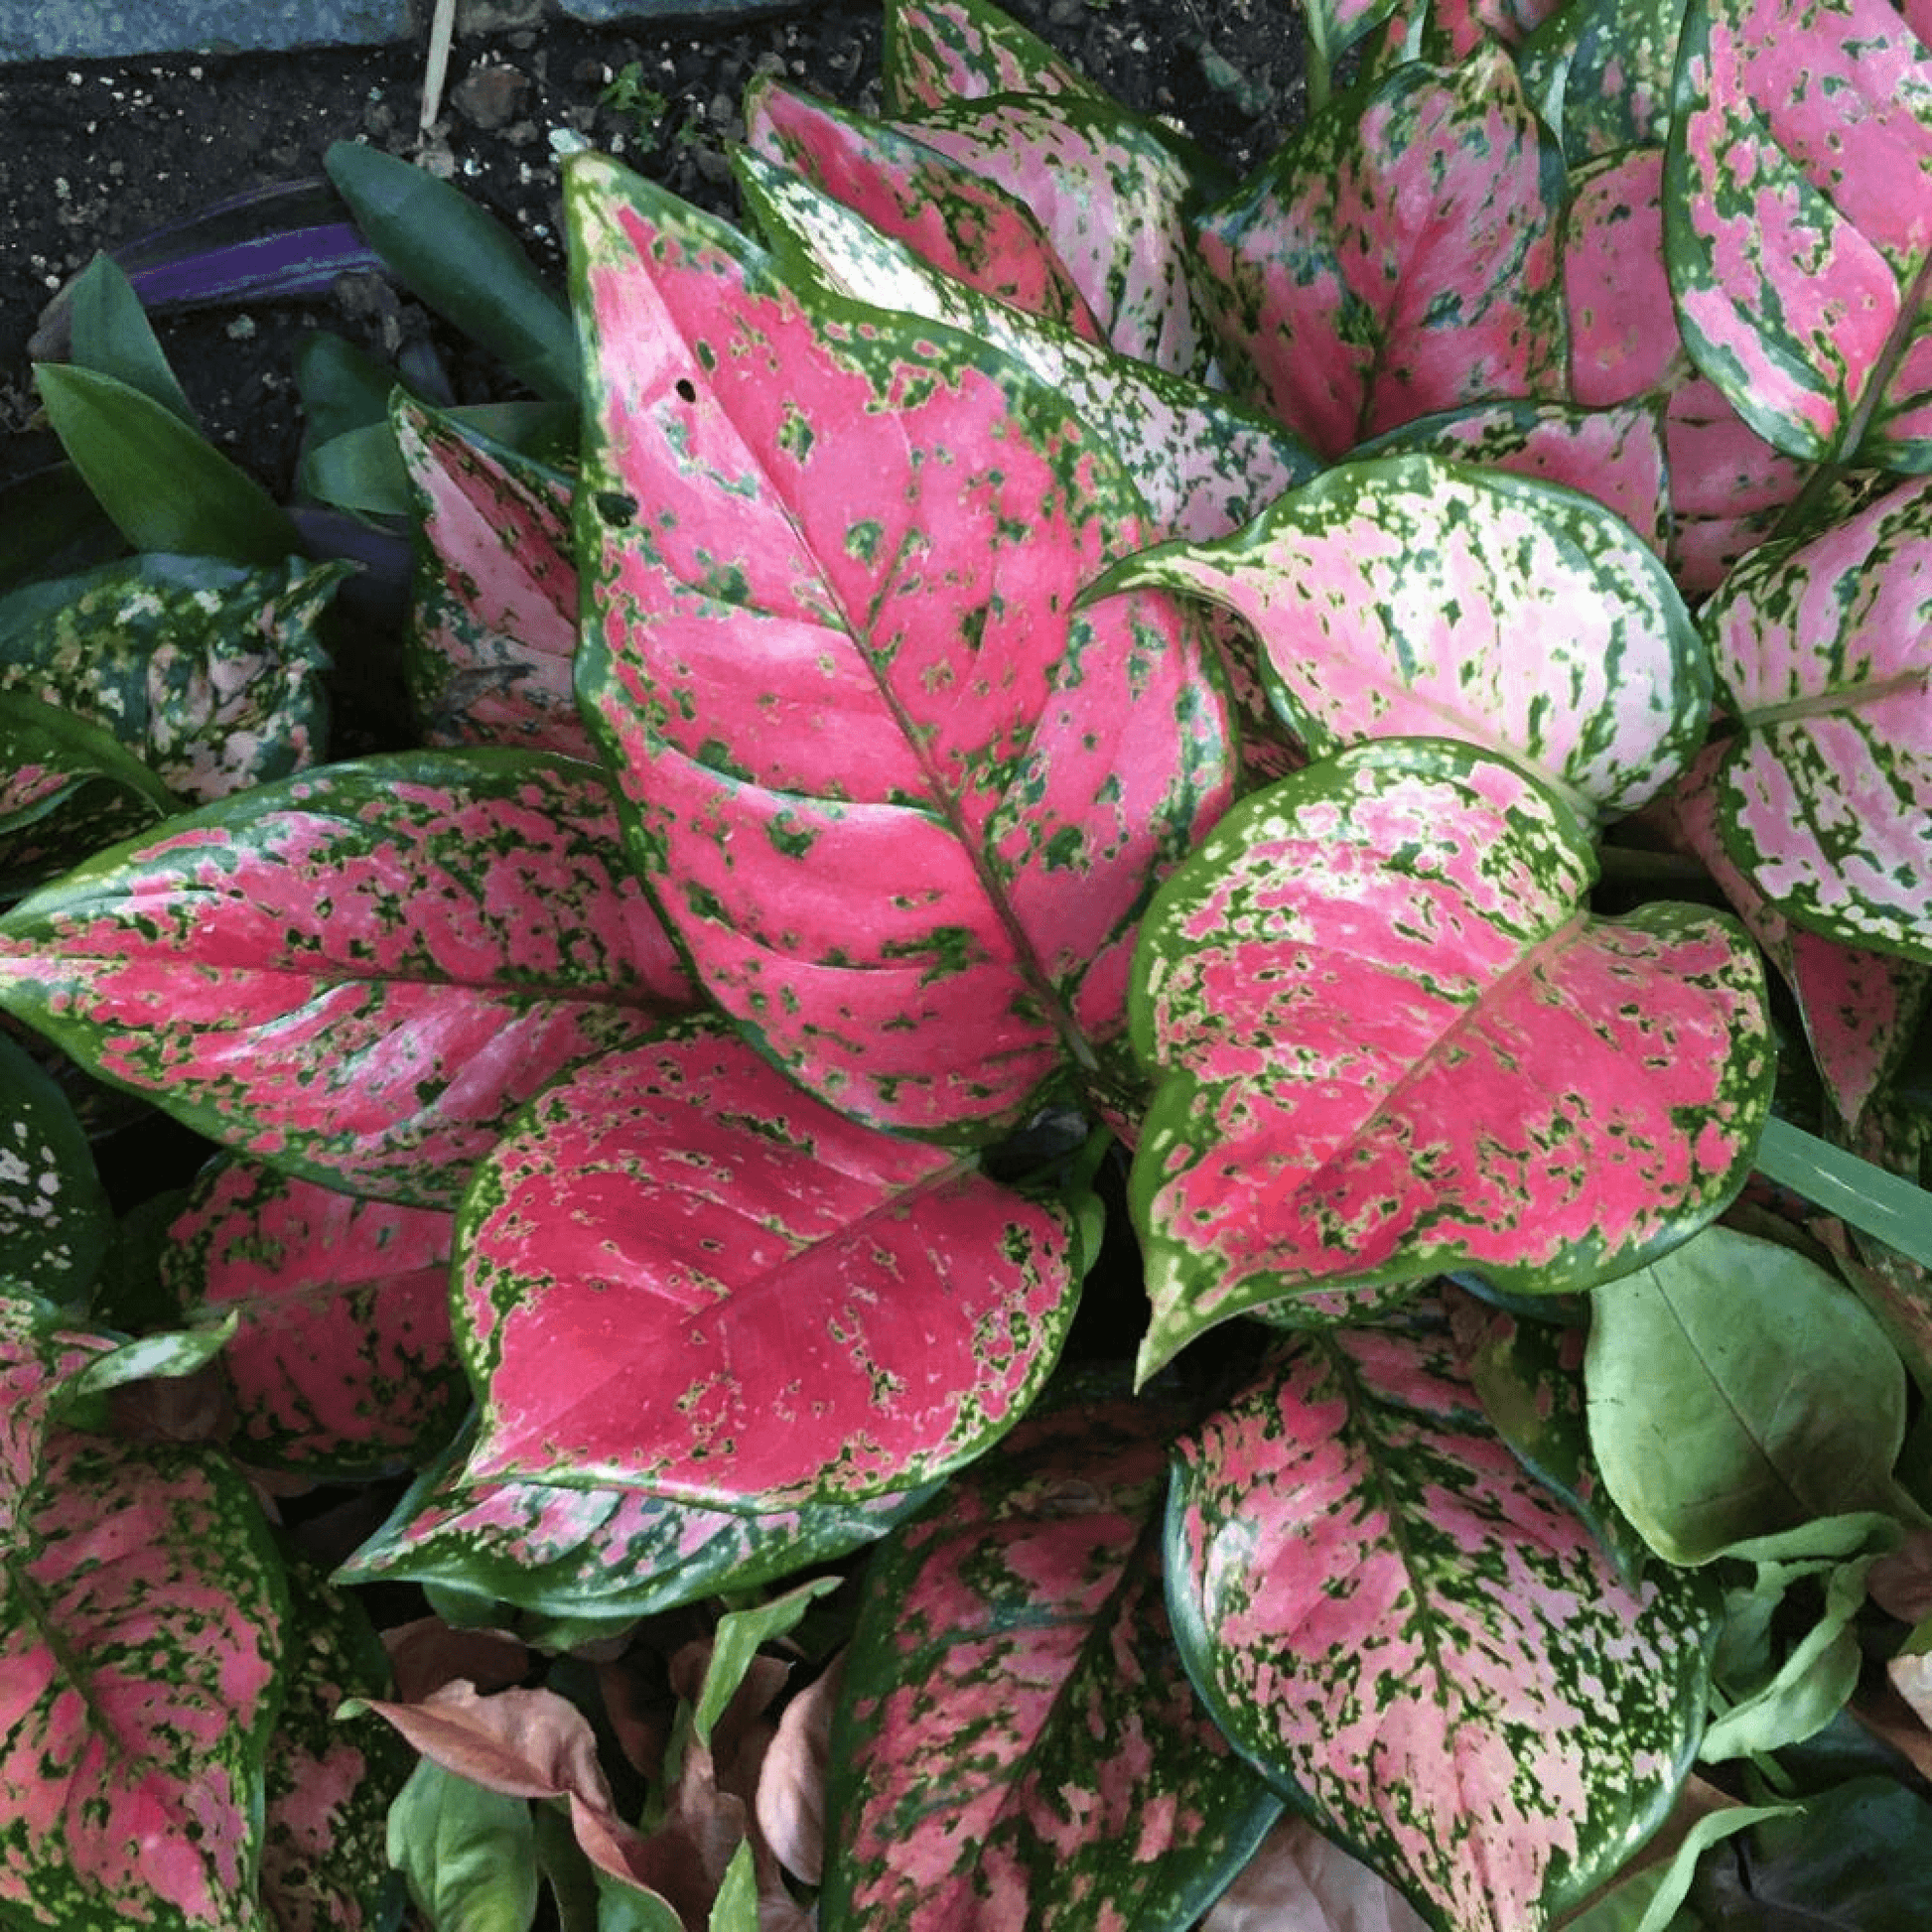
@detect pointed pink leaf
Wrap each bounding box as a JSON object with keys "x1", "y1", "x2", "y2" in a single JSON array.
[
  {"x1": 1664, "y1": 0, "x2": 1932, "y2": 466},
  {"x1": 1129, "y1": 740, "x2": 1772, "y2": 1373},
  {"x1": 1666, "y1": 746, "x2": 1930, "y2": 1124},
  {"x1": 456, "y1": 1026, "x2": 1075, "y2": 1506},
  {"x1": 1704, "y1": 473, "x2": 1932, "y2": 961},
  {"x1": 395, "y1": 401, "x2": 594, "y2": 759},
  {"x1": 160, "y1": 1157, "x2": 465, "y2": 1474},
  {"x1": 568, "y1": 156, "x2": 1231, "y2": 1137},
  {"x1": 1170, "y1": 1314, "x2": 1715, "y2": 1932},
  {"x1": 756, "y1": 1658, "x2": 840, "y2": 1885},
  {"x1": 354, "y1": 1680, "x2": 615, "y2": 1808},
  {"x1": 883, "y1": 0, "x2": 1104, "y2": 111},
  {"x1": 0, "y1": 753, "x2": 696, "y2": 1206},
  {"x1": 821, "y1": 1384, "x2": 1282, "y2": 1928},
  {"x1": 0, "y1": 1430, "x2": 287, "y2": 1931},
  {"x1": 1095, "y1": 455, "x2": 1708, "y2": 815},
  {"x1": 1195, "y1": 51, "x2": 1566, "y2": 458},
  {"x1": 745, "y1": 81, "x2": 1106, "y2": 347}
]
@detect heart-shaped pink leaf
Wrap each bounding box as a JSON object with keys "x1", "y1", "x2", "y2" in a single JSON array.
[
  {"x1": 161, "y1": 1157, "x2": 465, "y2": 1474},
  {"x1": 1129, "y1": 739, "x2": 1772, "y2": 1374},
  {"x1": 1168, "y1": 1312, "x2": 1715, "y2": 1932},
  {"x1": 1664, "y1": 0, "x2": 1932, "y2": 467},
  {"x1": 734, "y1": 152, "x2": 1318, "y2": 544},
  {"x1": 1095, "y1": 455, "x2": 1707, "y2": 816},
  {"x1": 568, "y1": 156, "x2": 1230, "y2": 1137},
  {"x1": 822, "y1": 1382, "x2": 1283, "y2": 1929},
  {"x1": 456, "y1": 1025, "x2": 1076, "y2": 1506},
  {"x1": 883, "y1": 0, "x2": 1103, "y2": 112},
  {"x1": 0, "y1": 1427, "x2": 287, "y2": 1931},
  {"x1": 1703, "y1": 472, "x2": 1932, "y2": 961},
  {"x1": 1193, "y1": 50, "x2": 1566, "y2": 458},
  {"x1": 395, "y1": 399, "x2": 594, "y2": 759},
  {"x1": 0, "y1": 752, "x2": 695, "y2": 1205}
]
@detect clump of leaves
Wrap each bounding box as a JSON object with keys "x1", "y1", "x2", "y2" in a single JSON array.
[{"x1": 5, "y1": 0, "x2": 1932, "y2": 1927}]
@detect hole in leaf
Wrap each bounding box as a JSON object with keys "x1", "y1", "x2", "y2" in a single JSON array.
[{"x1": 674, "y1": 377, "x2": 697, "y2": 403}]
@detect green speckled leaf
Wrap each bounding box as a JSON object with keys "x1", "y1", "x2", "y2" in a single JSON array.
[
  {"x1": 822, "y1": 1381, "x2": 1283, "y2": 1931},
  {"x1": 0, "y1": 752, "x2": 695, "y2": 1206},
  {"x1": 0, "y1": 553, "x2": 342, "y2": 802},
  {"x1": 1519, "y1": 0, "x2": 1689, "y2": 159},
  {"x1": 1168, "y1": 1311, "x2": 1716, "y2": 1932},
  {"x1": 159, "y1": 1157, "x2": 465, "y2": 1475},
  {"x1": 457, "y1": 1024, "x2": 1077, "y2": 1507},
  {"x1": 0, "y1": 1428, "x2": 288, "y2": 1932},
  {"x1": 1093, "y1": 456, "x2": 1707, "y2": 816},
  {"x1": 0, "y1": 1031, "x2": 110, "y2": 1306},
  {"x1": 883, "y1": 0, "x2": 1103, "y2": 111},
  {"x1": 1129, "y1": 740, "x2": 1772, "y2": 1373}
]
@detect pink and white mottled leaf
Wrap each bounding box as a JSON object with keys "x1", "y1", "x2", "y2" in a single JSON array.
[
  {"x1": 1193, "y1": 50, "x2": 1567, "y2": 459},
  {"x1": 456, "y1": 1025, "x2": 1076, "y2": 1507},
  {"x1": 395, "y1": 400, "x2": 594, "y2": 759},
  {"x1": 0, "y1": 1295, "x2": 114, "y2": 1524},
  {"x1": 1666, "y1": 745, "x2": 1930, "y2": 1124},
  {"x1": 0, "y1": 752, "x2": 695, "y2": 1206},
  {"x1": 568, "y1": 155, "x2": 1230, "y2": 1138},
  {"x1": 0, "y1": 1032, "x2": 110, "y2": 1306},
  {"x1": 1354, "y1": 398, "x2": 1672, "y2": 563},
  {"x1": 159, "y1": 1157, "x2": 465, "y2": 1475},
  {"x1": 1169, "y1": 1312, "x2": 1715, "y2": 1932},
  {"x1": 0, "y1": 1427, "x2": 288, "y2": 1932},
  {"x1": 1703, "y1": 473, "x2": 1932, "y2": 962},
  {"x1": 1566, "y1": 147, "x2": 1809, "y2": 594},
  {"x1": 883, "y1": 0, "x2": 1103, "y2": 111},
  {"x1": 746, "y1": 80, "x2": 1107, "y2": 347},
  {"x1": 0, "y1": 552, "x2": 342, "y2": 802},
  {"x1": 1094, "y1": 455, "x2": 1708, "y2": 816},
  {"x1": 820, "y1": 1380, "x2": 1284, "y2": 1930},
  {"x1": 735, "y1": 150, "x2": 1319, "y2": 543},
  {"x1": 339, "y1": 1437, "x2": 931, "y2": 1618},
  {"x1": 1663, "y1": 0, "x2": 1932, "y2": 468},
  {"x1": 1129, "y1": 740, "x2": 1772, "y2": 1374},
  {"x1": 1519, "y1": 0, "x2": 1687, "y2": 160}
]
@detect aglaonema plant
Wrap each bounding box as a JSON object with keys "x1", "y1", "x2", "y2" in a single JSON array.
[{"x1": 4, "y1": 0, "x2": 1932, "y2": 1926}]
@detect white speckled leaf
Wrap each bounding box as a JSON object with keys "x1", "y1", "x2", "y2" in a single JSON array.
[{"x1": 0, "y1": 1032, "x2": 110, "y2": 1306}]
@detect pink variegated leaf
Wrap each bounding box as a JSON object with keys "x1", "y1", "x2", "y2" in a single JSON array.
[
  {"x1": 568, "y1": 156, "x2": 1231, "y2": 1138},
  {"x1": 1193, "y1": 50, "x2": 1567, "y2": 458},
  {"x1": 1519, "y1": 0, "x2": 1688, "y2": 160},
  {"x1": 1129, "y1": 740, "x2": 1772, "y2": 1374},
  {"x1": 159, "y1": 1157, "x2": 465, "y2": 1474},
  {"x1": 898, "y1": 94, "x2": 1224, "y2": 378},
  {"x1": 1666, "y1": 746, "x2": 1930, "y2": 1124},
  {"x1": 1703, "y1": 474, "x2": 1932, "y2": 962},
  {"x1": 1353, "y1": 397, "x2": 1671, "y2": 562},
  {"x1": 1565, "y1": 147, "x2": 1809, "y2": 594},
  {"x1": 882, "y1": 0, "x2": 1103, "y2": 110},
  {"x1": 456, "y1": 1024, "x2": 1076, "y2": 1507},
  {"x1": 340, "y1": 1434, "x2": 932, "y2": 1617},
  {"x1": 1664, "y1": 0, "x2": 1932, "y2": 468},
  {"x1": 0, "y1": 553, "x2": 342, "y2": 802},
  {"x1": 735, "y1": 151, "x2": 1319, "y2": 543},
  {"x1": 1095, "y1": 455, "x2": 1707, "y2": 815},
  {"x1": 745, "y1": 80, "x2": 1106, "y2": 347},
  {"x1": 822, "y1": 1381, "x2": 1284, "y2": 1929},
  {"x1": 0, "y1": 1294, "x2": 114, "y2": 1523},
  {"x1": 1168, "y1": 1311, "x2": 1715, "y2": 1932},
  {"x1": 261, "y1": 1553, "x2": 412, "y2": 1932},
  {"x1": 395, "y1": 400, "x2": 594, "y2": 759},
  {"x1": 0, "y1": 1427, "x2": 288, "y2": 1932},
  {"x1": 0, "y1": 753, "x2": 696, "y2": 1207}
]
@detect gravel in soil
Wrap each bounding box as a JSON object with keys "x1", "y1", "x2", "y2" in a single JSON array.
[{"x1": 0, "y1": 0, "x2": 1306, "y2": 498}]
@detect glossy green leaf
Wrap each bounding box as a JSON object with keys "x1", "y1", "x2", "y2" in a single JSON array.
[
  {"x1": 34, "y1": 362, "x2": 302, "y2": 567},
  {"x1": 65, "y1": 251, "x2": 198, "y2": 427},
  {"x1": 1094, "y1": 455, "x2": 1707, "y2": 816},
  {"x1": 0, "y1": 1032, "x2": 110, "y2": 1306},
  {"x1": 383, "y1": 1757, "x2": 539, "y2": 1932},
  {"x1": 1168, "y1": 1311, "x2": 1715, "y2": 1932},
  {"x1": 1129, "y1": 740, "x2": 1771, "y2": 1372},
  {"x1": 0, "y1": 552, "x2": 342, "y2": 802},
  {"x1": 1585, "y1": 1224, "x2": 1911, "y2": 1564},
  {"x1": 305, "y1": 401, "x2": 574, "y2": 519},
  {"x1": 1755, "y1": 1116, "x2": 1932, "y2": 1272},
  {"x1": 822, "y1": 1382, "x2": 1283, "y2": 1930},
  {"x1": 0, "y1": 752, "x2": 694, "y2": 1207},
  {"x1": 456, "y1": 1024, "x2": 1076, "y2": 1506},
  {"x1": 692, "y1": 1577, "x2": 841, "y2": 1749},
  {"x1": 324, "y1": 141, "x2": 580, "y2": 406}
]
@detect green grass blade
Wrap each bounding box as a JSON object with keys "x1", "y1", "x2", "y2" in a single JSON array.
[{"x1": 1755, "y1": 1116, "x2": 1932, "y2": 1270}]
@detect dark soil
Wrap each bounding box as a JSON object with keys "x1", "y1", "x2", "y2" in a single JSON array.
[{"x1": 0, "y1": 0, "x2": 1307, "y2": 497}]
